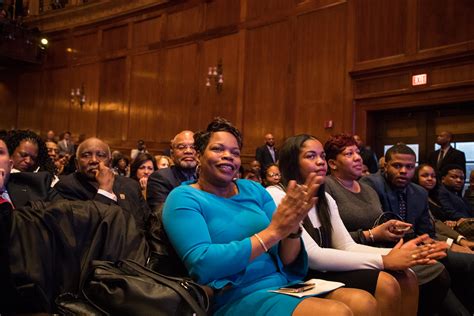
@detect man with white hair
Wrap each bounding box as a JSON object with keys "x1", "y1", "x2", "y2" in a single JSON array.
[{"x1": 55, "y1": 137, "x2": 150, "y2": 231}]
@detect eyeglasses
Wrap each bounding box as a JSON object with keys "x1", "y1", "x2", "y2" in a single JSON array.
[
  {"x1": 267, "y1": 173, "x2": 281, "y2": 178},
  {"x1": 174, "y1": 144, "x2": 196, "y2": 151}
]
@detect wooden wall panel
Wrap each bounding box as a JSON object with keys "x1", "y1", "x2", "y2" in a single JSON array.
[
  {"x1": 243, "y1": 21, "x2": 291, "y2": 152},
  {"x1": 68, "y1": 63, "x2": 100, "y2": 137},
  {"x1": 246, "y1": 0, "x2": 294, "y2": 19},
  {"x1": 205, "y1": 0, "x2": 240, "y2": 30},
  {"x1": 419, "y1": 0, "x2": 474, "y2": 50},
  {"x1": 166, "y1": 6, "x2": 203, "y2": 40},
  {"x1": 295, "y1": 4, "x2": 347, "y2": 138},
  {"x1": 42, "y1": 67, "x2": 71, "y2": 133},
  {"x1": 160, "y1": 44, "x2": 199, "y2": 140},
  {"x1": 97, "y1": 58, "x2": 126, "y2": 141},
  {"x1": 128, "y1": 52, "x2": 160, "y2": 141},
  {"x1": 102, "y1": 25, "x2": 129, "y2": 52},
  {"x1": 46, "y1": 38, "x2": 70, "y2": 67},
  {"x1": 355, "y1": 0, "x2": 406, "y2": 62},
  {"x1": 73, "y1": 32, "x2": 99, "y2": 59},
  {"x1": 197, "y1": 34, "x2": 240, "y2": 129},
  {"x1": 16, "y1": 72, "x2": 44, "y2": 132},
  {"x1": 133, "y1": 16, "x2": 162, "y2": 47},
  {"x1": 0, "y1": 75, "x2": 18, "y2": 130}
]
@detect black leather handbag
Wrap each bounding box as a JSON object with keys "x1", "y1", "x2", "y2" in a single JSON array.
[{"x1": 81, "y1": 259, "x2": 209, "y2": 316}]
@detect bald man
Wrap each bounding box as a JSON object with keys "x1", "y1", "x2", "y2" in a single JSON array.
[
  {"x1": 255, "y1": 133, "x2": 279, "y2": 170},
  {"x1": 54, "y1": 137, "x2": 150, "y2": 231},
  {"x1": 427, "y1": 131, "x2": 466, "y2": 175},
  {"x1": 147, "y1": 130, "x2": 198, "y2": 212}
]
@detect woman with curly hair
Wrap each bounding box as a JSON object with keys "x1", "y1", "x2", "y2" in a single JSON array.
[{"x1": 5, "y1": 129, "x2": 55, "y2": 176}]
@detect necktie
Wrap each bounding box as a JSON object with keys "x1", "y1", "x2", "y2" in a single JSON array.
[
  {"x1": 269, "y1": 147, "x2": 276, "y2": 162},
  {"x1": 397, "y1": 191, "x2": 407, "y2": 221},
  {"x1": 437, "y1": 149, "x2": 445, "y2": 169}
]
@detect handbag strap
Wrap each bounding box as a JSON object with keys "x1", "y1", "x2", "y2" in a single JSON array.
[{"x1": 121, "y1": 260, "x2": 208, "y2": 316}]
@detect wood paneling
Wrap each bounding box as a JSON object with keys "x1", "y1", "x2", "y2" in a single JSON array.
[
  {"x1": 16, "y1": 72, "x2": 44, "y2": 132},
  {"x1": 295, "y1": 4, "x2": 347, "y2": 138},
  {"x1": 0, "y1": 75, "x2": 18, "y2": 131},
  {"x1": 97, "y1": 58, "x2": 126, "y2": 141},
  {"x1": 355, "y1": 0, "x2": 406, "y2": 62},
  {"x1": 205, "y1": 0, "x2": 240, "y2": 30},
  {"x1": 419, "y1": 0, "x2": 474, "y2": 50},
  {"x1": 128, "y1": 52, "x2": 160, "y2": 141},
  {"x1": 243, "y1": 21, "x2": 291, "y2": 151},
  {"x1": 197, "y1": 34, "x2": 240, "y2": 129},
  {"x1": 46, "y1": 37, "x2": 70, "y2": 67},
  {"x1": 102, "y1": 25, "x2": 129, "y2": 52},
  {"x1": 159, "y1": 44, "x2": 199, "y2": 140},
  {"x1": 166, "y1": 5, "x2": 203, "y2": 40},
  {"x1": 133, "y1": 16, "x2": 162, "y2": 47},
  {"x1": 72, "y1": 32, "x2": 98, "y2": 60},
  {"x1": 69, "y1": 63, "x2": 100, "y2": 137},
  {"x1": 246, "y1": 0, "x2": 294, "y2": 19},
  {"x1": 42, "y1": 67, "x2": 71, "y2": 133}
]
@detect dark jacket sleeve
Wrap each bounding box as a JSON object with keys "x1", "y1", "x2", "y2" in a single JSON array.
[
  {"x1": 438, "y1": 186, "x2": 470, "y2": 220},
  {"x1": 146, "y1": 171, "x2": 173, "y2": 212}
]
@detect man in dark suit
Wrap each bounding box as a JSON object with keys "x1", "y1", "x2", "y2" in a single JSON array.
[
  {"x1": 57, "y1": 131, "x2": 75, "y2": 157},
  {"x1": 437, "y1": 164, "x2": 473, "y2": 220},
  {"x1": 0, "y1": 137, "x2": 59, "y2": 209},
  {"x1": 354, "y1": 135, "x2": 378, "y2": 174},
  {"x1": 362, "y1": 144, "x2": 474, "y2": 314},
  {"x1": 255, "y1": 133, "x2": 278, "y2": 170},
  {"x1": 427, "y1": 131, "x2": 466, "y2": 175},
  {"x1": 147, "y1": 130, "x2": 198, "y2": 212},
  {"x1": 55, "y1": 137, "x2": 150, "y2": 231}
]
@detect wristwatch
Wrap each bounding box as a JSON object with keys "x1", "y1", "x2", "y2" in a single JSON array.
[{"x1": 287, "y1": 227, "x2": 303, "y2": 239}]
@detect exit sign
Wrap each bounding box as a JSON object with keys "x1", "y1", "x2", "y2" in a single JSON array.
[{"x1": 412, "y1": 74, "x2": 427, "y2": 86}]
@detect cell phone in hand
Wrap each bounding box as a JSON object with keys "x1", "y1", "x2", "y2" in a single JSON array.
[{"x1": 279, "y1": 282, "x2": 316, "y2": 293}]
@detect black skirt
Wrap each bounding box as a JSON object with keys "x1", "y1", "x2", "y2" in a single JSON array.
[{"x1": 306, "y1": 269, "x2": 380, "y2": 295}]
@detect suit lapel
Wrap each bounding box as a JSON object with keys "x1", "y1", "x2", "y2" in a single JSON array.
[
  {"x1": 113, "y1": 180, "x2": 131, "y2": 211},
  {"x1": 6, "y1": 181, "x2": 28, "y2": 209}
]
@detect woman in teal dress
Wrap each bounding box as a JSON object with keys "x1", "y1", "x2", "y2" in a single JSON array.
[{"x1": 163, "y1": 118, "x2": 379, "y2": 316}]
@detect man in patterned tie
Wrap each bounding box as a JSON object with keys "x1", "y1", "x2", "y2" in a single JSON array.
[
  {"x1": 361, "y1": 144, "x2": 474, "y2": 314},
  {"x1": 427, "y1": 131, "x2": 466, "y2": 175}
]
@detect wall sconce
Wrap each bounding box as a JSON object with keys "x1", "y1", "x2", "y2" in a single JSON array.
[
  {"x1": 70, "y1": 83, "x2": 86, "y2": 108},
  {"x1": 206, "y1": 59, "x2": 223, "y2": 93}
]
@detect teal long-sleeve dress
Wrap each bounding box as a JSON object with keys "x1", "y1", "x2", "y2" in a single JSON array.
[{"x1": 162, "y1": 179, "x2": 308, "y2": 315}]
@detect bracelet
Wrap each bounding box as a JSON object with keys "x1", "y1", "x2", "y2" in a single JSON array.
[
  {"x1": 368, "y1": 229, "x2": 375, "y2": 243},
  {"x1": 254, "y1": 233, "x2": 268, "y2": 252},
  {"x1": 287, "y1": 227, "x2": 303, "y2": 239}
]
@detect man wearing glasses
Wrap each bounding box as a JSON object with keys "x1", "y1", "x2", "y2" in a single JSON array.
[
  {"x1": 55, "y1": 137, "x2": 150, "y2": 231},
  {"x1": 147, "y1": 130, "x2": 198, "y2": 212}
]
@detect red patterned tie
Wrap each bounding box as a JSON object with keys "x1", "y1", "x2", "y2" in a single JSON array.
[{"x1": 0, "y1": 192, "x2": 13, "y2": 209}]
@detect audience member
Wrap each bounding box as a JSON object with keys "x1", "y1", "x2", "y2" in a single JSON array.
[
  {"x1": 414, "y1": 164, "x2": 474, "y2": 250},
  {"x1": 244, "y1": 160, "x2": 263, "y2": 184},
  {"x1": 255, "y1": 133, "x2": 278, "y2": 170},
  {"x1": 464, "y1": 170, "x2": 474, "y2": 209},
  {"x1": 45, "y1": 141, "x2": 59, "y2": 161},
  {"x1": 269, "y1": 134, "x2": 434, "y2": 315},
  {"x1": 54, "y1": 137, "x2": 150, "y2": 231},
  {"x1": 45, "y1": 130, "x2": 56, "y2": 143},
  {"x1": 5, "y1": 130, "x2": 55, "y2": 176},
  {"x1": 361, "y1": 144, "x2": 474, "y2": 314},
  {"x1": 147, "y1": 130, "x2": 197, "y2": 212},
  {"x1": 378, "y1": 156, "x2": 385, "y2": 173},
  {"x1": 361, "y1": 164, "x2": 370, "y2": 177},
  {"x1": 354, "y1": 135, "x2": 378, "y2": 173},
  {"x1": 436, "y1": 164, "x2": 473, "y2": 220},
  {"x1": 0, "y1": 136, "x2": 58, "y2": 208},
  {"x1": 427, "y1": 131, "x2": 466, "y2": 175},
  {"x1": 163, "y1": 118, "x2": 376, "y2": 316},
  {"x1": 155, "y1": 155, "x2": 173, "y2": 169},
  {"x1": 57, "y1": 131, "x2": 75, "y2": 157},
  {"x1": 263, "y1": 163, "x2": 281, "y2": 187},
  {"x1": 112, "y1": 153, "x2": 130, "y2": 177},
  {"x1": 130, "y1": 153, "x2": 157, "y2": 198},
  {"x1": 131, "y1": 139, "x2": 148, "y2": 160}
]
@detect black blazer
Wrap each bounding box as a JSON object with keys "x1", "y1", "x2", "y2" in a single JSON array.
[
  {"x1": 427, "y1": 147, "x2": 466, "y2": 175},
  {"x1": 55, "y1": 172, "x2": 150, "y2": 231},
  {"x1": 6, "y1": 172, "x2": 60, "y2": 208},
  {"x1": 255, "y1": 145, "x2": 279, "y2": 170},
  {"x1": 146, "y1": 166, "x2": 192, "y2": 211}
]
